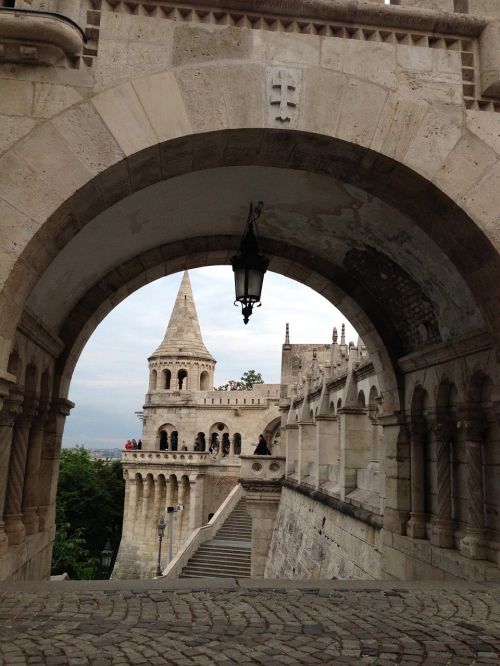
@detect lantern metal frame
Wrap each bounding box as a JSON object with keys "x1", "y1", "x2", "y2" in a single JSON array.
[{"x1": 230, "y1": 201, "x2": 269, "y2": 324}]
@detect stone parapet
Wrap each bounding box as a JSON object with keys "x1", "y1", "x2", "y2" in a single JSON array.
[{"x1": 239, "y1": 454, "x2": 286, "y2": 484}]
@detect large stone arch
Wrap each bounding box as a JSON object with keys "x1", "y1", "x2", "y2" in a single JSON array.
[
  {"x1": 1, "y1": 7, "x2": 500, "y2": 581},
  {"x1": 1, "y1": 63, "x2": 500, "y2": 374}
]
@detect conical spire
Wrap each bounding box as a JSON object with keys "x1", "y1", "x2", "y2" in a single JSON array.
[{"x1": 151, "y1": 271, "x2": 214, "y2": 361}]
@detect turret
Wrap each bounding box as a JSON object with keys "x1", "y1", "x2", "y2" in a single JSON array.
[{"x1": 147, "y1": 271, "x2": 216, "y2": 393}]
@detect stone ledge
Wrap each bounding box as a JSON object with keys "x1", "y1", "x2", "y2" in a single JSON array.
[
  {"x1": 144, "y1": 0, "x2": 487, "y2": 36},
  {"x1": 0, "y1": 7, "x2": 84, "y2": 66},
  {"x1": 283, "y1": 477, "x2": 383, "y2": 529}
]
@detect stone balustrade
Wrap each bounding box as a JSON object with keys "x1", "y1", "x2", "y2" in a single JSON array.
[{"x1": 122, "y1": 450, "x2": 244, "y2": 467}]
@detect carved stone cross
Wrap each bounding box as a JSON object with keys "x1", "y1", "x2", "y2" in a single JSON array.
[{"x1": 270, "y1": 70, "x2": 297, "y2": 122}]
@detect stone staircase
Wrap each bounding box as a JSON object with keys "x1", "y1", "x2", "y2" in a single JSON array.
[{"x1": 180, "y1": 499, "x2": 252, "y2": 578}]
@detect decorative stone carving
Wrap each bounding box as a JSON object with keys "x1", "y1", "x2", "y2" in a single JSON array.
[{"x1": 268, "y1": 68, "x2": 300, "y2": 125}]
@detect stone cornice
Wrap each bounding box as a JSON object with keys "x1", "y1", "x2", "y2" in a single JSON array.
[
  {"x1": 397, "y1": 329, "x2": 493, "y2": 374},
  {"x1": 143, "y1": 0, "x2": 487, "y2": 37},
  {"x1": 18, "y1": 309, "x2": 64, "y2": 360}
]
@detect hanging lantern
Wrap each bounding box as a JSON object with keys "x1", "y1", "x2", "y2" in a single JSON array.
[{"x1": 230, "y1": 201, "x2": 269, "y2": 324}]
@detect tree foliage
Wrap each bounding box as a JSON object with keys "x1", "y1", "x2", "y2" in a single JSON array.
[
  {"x1": 51, "y1": 447, "x2": 125, "y2": 580},
  {"x1": 217, "y1": 369, "x2": 264, "y2": 391}
]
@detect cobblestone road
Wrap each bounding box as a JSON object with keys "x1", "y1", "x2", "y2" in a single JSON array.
[{"x1": 0, "y1": 579, "x2": 499, "y2": 665}]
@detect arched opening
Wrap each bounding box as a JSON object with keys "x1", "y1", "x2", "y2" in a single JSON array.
[
  {"x1": 163, "y1": 369, "x2": 171, "y2": 390},
  {"x1": 159, "y1": 430, "x2": 168, "y2": 451},
  {"x1": 170, "y1": 431, "x2": 178, "y2": 451},
  {"x1": 177, "y1": 369, "x2": 187, "y2": 390},
  {"x1": 195, "y1": 432, "x2": 206, "y2": 451},
  {"x1": 149, "y1": 369, "x2": 157, "y2": 391},
  {"x1": 1, "y1": 113, "x2": 499, "y2": 585},
  {"x1": 200, "y1": 371, "x2": 210, "y2": 390},
  {"x1": 233, "y1": 433, "x2": 242, "y2": 456},
  {"x1": 221, "y1": 433, "x2": 230, "y2": 457}
]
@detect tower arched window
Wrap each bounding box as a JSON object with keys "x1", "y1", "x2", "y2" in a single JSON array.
[
  {"x1": 178, "y1": 369, "x2": 187, "y2": 390},
  {"x1": 233, "y1": 433, "x2": 242, "y2": 455},
  {"x1": 159, "y1": 430, "x2": 168, "y2": 450},
  {"x1": 171, "y1": 431, "x2": 178, "y2": 451},
  {"x1": 200, "y1": 370, "x2": 209, "y2": 390},
  {"x1": 163, "y1": 369, "x2": 171, "y2": 390},
  {"x1": 150, "y1": 369, "x2": 157, "y2": 391}
]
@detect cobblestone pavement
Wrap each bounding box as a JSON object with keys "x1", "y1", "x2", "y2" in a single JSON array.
[{"x1": 0, "y1": 579, "x2": 499, "y2": 665}]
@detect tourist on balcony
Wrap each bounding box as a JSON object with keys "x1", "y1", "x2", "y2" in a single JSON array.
[
  {"x1": 124, "y1": 440, "x2": 132, "y2": 450},
  {"x1": 254, "y1": 434, "x2": 270, "y2": 455},
  {"x1": 137, "y1": 440, "x2": 142, "y2": 450}
]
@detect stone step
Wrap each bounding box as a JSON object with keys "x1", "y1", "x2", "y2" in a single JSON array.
[
  {"x1": 182, "y1": 566, "x2": 250, "y2": 578},
  {"x1": 196, "y1": 549, "x2": 251, "y2": 559},
  {"x1": 190, "y1": 556, "x2": 250, "y2": 568},
  {"x1": 180, "y1": 498, "x2": 253, "y2": 579}
]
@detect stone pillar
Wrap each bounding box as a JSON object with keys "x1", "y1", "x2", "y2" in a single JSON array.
[
  {"x1": 429, "y1": 421, "x2": 454, "y2": 548},
  {"x1": 406, "y1": 420, "x2": 427, "y2": 539},
  {"x1": 316, "y1": 416, "x2": 337, "y2": 487},
  {"x1": 121, "y1": 471, "x2": 131, "y2": 530},
  {"x1": 284, "y1": 424, "x2": 298, "y2": 476},
  {"x1": 189, "y1": 476, "x2": 204, "y2": 531},
  {"x1": 4, "y1": 397, "x2": 38, "y2": 546},
  {"x1": 458, "y1": 417, "x2": 487, "y2": 559},
  {"x1": 37, "y1": 398, "x2": 73, "y2": 536},
  {"x1": 297, "y1": 419, "x2": 315, "y2": 483},
  {"x1": 140, "y1": 476, "x2": 153, "y2": 539},
  {"x1": 22, "y1": 399, "x2": 49, "y2": 535},
  {"x1": 242, "y1": 480, "x2": 281, "y2": 578},
  {"x1": 380, "y1": 415, "x2": 411, "y2": 535},
  {"x1": 339, "y1": 407, "x2": 371, "y2": 500},
  {"x1": 0, "y1": 394, "x2": 22, "y2": 555}
]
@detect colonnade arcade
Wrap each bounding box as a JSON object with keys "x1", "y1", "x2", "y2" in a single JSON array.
[
  {"x1": 407, "y1": 371, "x2": 499, "y2": 564},
  {"x1": 158, "y1": 422, "x2": 243, "y2": 455},
  {"x1": 122, "y1": 470, "x2": 201, "y2": 551}
]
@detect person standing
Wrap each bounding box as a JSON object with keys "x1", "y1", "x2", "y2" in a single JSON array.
[{"x1": 254, "y1": 434, "x2": 270, "y2": 455}]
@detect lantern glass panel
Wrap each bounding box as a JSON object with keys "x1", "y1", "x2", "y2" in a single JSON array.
[
  {"x1": 233, "y1": 268, "x2": 246, "y2": 300},
  {"x1": 247, "y1": 269, "x2": 264, "y2": 300}
]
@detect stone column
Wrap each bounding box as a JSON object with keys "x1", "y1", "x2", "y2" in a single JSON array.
[
  {"x1": 4, "y1": 397, "x2": 38, "y2": 546},
  {"x1": 189, "y1": 475, "x2": 204, "y2": 531},
  {"x1": 0, "y1": 394, "x2": 22, "y2": 555},
  {"x1": 284, "y1": 424, "x2": 298, "y2": 476},
  {"x1": 242, "y1": 479, "x2": 281, "y2": 578},
  {"x1": 380, "y1": 415, "x2": 411, "y2": 535},
  {"x1": 429, "y1": 421, "x2": 454, "y2": 548},
  {"x1": 297, "y1": 419, "x2": 315, "y2": 484},
  {"x1": 22, "y1": 399, "x2": 49, "y2": 535},
  {"x1": 339, "y1": 407, "x2": 371, "y2": 500},
  {"x1": 406, "y1": 420, "x2": 427, "y2": 539},
  {"x1": 37, "y1": 399, "x2": 73, "y2": 536},
  {"x1": 458, "y1": 416, "x2": 487, "y2": 559},
  {"x1": 316, "y1": 416, "x2": 337, "y2": 488}
]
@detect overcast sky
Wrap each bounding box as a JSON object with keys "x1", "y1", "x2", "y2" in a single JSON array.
[{"x1": 62, "y1": 266, "x2": 357, "y2": 449}]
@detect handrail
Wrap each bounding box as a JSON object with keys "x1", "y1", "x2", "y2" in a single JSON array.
[{"x1": 160, "y1": 483, "x2": 244, "y2": 579}]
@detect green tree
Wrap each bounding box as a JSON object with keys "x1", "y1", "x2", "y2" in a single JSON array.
[
  {"x1": 217, "y1": 370, "x2": 264, "y2": 391},
  {"x1": 51, "y1": 447, "x2": 125, "y2": 579},
  {"x1": 240, "y1": 370, "x2": 264, "y2": 389}
]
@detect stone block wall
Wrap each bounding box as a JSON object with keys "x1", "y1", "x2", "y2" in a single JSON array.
[{"x1": 264, "y1": 486, "x2": 382, "y2": 580}]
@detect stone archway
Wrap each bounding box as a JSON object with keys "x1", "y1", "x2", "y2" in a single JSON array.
[{"x1": 1, "y1": 8, "x2": 500, "y2": 580}]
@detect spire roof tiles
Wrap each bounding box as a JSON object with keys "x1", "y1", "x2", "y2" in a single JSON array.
[{"x1": 150, "y1": 271, "x2": 215, "y2": 362}]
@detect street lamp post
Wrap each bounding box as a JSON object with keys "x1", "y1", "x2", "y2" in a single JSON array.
[{"x1": 156, "y1": 516, "x2": 165, "y2": 577}]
